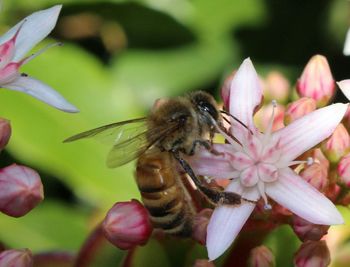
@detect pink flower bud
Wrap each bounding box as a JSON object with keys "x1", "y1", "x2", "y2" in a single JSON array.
[
  {"x1": 321, "y1": 123, "x2": 350, "y2": 164},
  {"x1": 102, "y1": 199, "x2": 152, "y2": 250},
  {"x1": 324, "y1": 183, "x2": 341, "y2": 202},
  {"x1": 0, "y1": 249, "x2": 33, "y2": 267},
  {"x1": 0, "y1": 164, "x2": 44, "y2": 217},
  {"x1": 221, "y1": 72, "x2": 235, "y2": 110},
  {"x1": 337, "y1": 153, "x2": 350, "y2": 187},
  {"x1": 284, "y1": 97, "x2": 316, "y2": 125},
  {"x1": 294, "y1": 240, "x2": 330, "y2": 267},
  {"x1": 297, "y1": 55, "x2": 335, "y2": 107},
  {"x1": 193, "y1": 259, "x2": 216, "y2": 267},
  {"x1": 0, "y1": 118, "x2": 11, "y2": 151},
  {"x1": 254, "y1": 103, "x2": 285, "y2": 132},
  {"x1": 299, "y1": 163, "x2": 328, "y2": 192},
  {"x1": 192, "y1": 208, "x2": 213, "y2": 245},
  {"x1": 292, "y1": 215, "x2": 329, "y2": 242},
  {"x1": 248, "y1": 246, "x2": 275, "y2": 267},
  {"x1": 263, "y1": 71, "x2": 290, "y2": 104}
]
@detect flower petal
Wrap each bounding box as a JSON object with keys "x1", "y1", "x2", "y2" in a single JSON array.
[
  {"x1": 0, "y1": 5, "x2": 62, "y2": 61},
  {"x1": 337, "y1": 80, "x2": 350, "y2": 101},
  {"x1": 207, "y1": 204, "x2": 255, "y2": 260},
  {"x1": 186, "y1": 145, "x2": 238, "y2": 179},
  {"x1": 4, "y1": 76, "x2": 78, "y2": 113},
  {"x1": 274, "y1": 103, "x2": 348, "y2": 164},
  {"x1": 265, "y1": 168, "x2": 344, "y2": 225},
  {"x1": 344, "y1": 28, "x2": 350, "y2": 56},
  {"x1": 229, "y1": 58, "x2": 262, "y2": 129}
]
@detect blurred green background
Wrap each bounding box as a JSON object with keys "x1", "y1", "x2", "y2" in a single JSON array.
[{"x1": 0, "y1": 0, "x2": 349, "y2": 266}]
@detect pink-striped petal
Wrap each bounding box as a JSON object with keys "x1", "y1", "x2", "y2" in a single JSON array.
[
  {"x1": 265, "y1": 168, "x2": 343, "y2": 225},
  {"x1": 187, "y1": 145, "x2": 237, "y2": 179},
  {"x1": 4, "y1": 76, "x2": 78, "y2": 113},
  {"x1": 273, "y1": 103, "x2": 348, "y2": 164},
  {"x1": 229, "y1": 58, "x2": 263, "y2": 129},
  {"x1": 207, "y1": 203, "x2": 255, "y2": 260},
  {"x1": 206, "y1": 181, "x2": 257, "y2": 260},
  {"x1": 337, "y1": 80, "x2": 350, "y2": 101},
  {"x1": 0, "y1": 5, "x2": 62, "y2": 61}
]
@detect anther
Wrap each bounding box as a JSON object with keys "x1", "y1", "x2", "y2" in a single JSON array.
[{"x1": 307, "y1": 157, "x2": 314, "y2": 166}]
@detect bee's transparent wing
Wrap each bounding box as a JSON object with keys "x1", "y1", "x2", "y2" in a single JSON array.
[{"x1": 64, "y1": 117, "x2": 180, "y2": 168}]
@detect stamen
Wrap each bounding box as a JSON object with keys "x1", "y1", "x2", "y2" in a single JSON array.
[
  {"x1": 287, "y1": 157, "x2": 314, "y2": 167},
  {"x1": 257, "y1": 181, "x2": 271, "y2": 210},
  {"x1": 307, "y1": 157, "x2": 314, "y2": 166},
  {"x1": 22, "y1": 42, "x2": 63, "y2": 65}
]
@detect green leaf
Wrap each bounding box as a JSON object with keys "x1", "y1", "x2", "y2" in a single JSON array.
[
  {"x1": 0, "y1": 201, "x2": 87, "y2": 251},
  {"x1": 0, "y1": 42, "x2": 142, "y2": 207}
]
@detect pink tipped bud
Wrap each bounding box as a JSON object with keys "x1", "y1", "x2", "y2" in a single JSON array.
[
  {"x1": 221, "y1": 72, "x2": 235, "y2": 110},
  {"x1": 248, "y1": 246, "x2": 275, "y2": 267},
  {"x1": 0, "y1": 249, "x2": 33, "y2": 267},
  {"x1": 324, "y1": 183, "x2": 341, "y2": 202},
  {"x1": 321, "y1": 123, "x2": 350, "y2": 165},
  {"x1": 284, "y1": 97, "x2": 316, "y2": 125},
  {"x1": 0, "y1": 118, "x2": 11, "y2": 151},
  {"x1": 337, "y1": 153, "x2": 350, "y2": 187},
  {"x1": 299, "y1": 163, "x2": 328, "y2": 192},
  {"x1": 102, "y1": 199, "x2": 152, "y2": 250},
  {"x1": 294, "y1": 240, "x2": 330, "y2": 267},
  {"x1": 297, "y1": 55, "x2": 335, "y2": 107},
  {"x1": 192, "y1": 208, "x2": 213, "y2": 245},
  {"x1": 263, "y1": 71, "x2": 290, "y2": 104},
  {"x1": 0, "y1": 164, "x2": 44, "y2": 217},
  {"x1": 193, "y1": 259, "x2": 216, "y2": 267},
  {"x1": 292, "y1": 215, "x2": 329, "y2": 242},
  {"x1": 254, "y1": 103, "x2": 285, "y2": 132}
]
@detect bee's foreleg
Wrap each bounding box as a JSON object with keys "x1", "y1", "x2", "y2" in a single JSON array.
[{"x1": 172, "y1": 151, "x2": 246, "y2": 206}]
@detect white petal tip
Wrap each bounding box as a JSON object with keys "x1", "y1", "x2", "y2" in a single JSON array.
[
  {"x1": 59, "y1": 105, "x2": 79, "y2": 113},
  {"x1": 337, "y1": 80, "x2": 350, "y2": 101}
]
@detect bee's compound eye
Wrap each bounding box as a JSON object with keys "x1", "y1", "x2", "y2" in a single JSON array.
[{"x1": 198, "y1": 101, "x2": 218, "y2": 120}]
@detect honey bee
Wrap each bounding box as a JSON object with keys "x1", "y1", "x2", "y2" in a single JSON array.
[{"x1": 64, "y1": 91, "x2": 245, "y2": 236}]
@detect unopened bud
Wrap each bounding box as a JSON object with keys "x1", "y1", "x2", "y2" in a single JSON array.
[
  {"x1": 0, "y1": 249, "x2": 33, "y2": 267},
  {"x1": 337, "y1": 153, "x2": 350, "y2": 187},
  {"x1": 284, "y1": 97, "x2": 316, "y2": 125},
  {"x1": 324, "y1": 183, "x2": 341, "y2": 202},
  {"x1": 193, "y1": 259, "x2": 215, "y2": 267},
  {"x1": 0, "y1": 118, "x2": 11, "y2": 151},
  {"x1": 0, "y1": 164, "x2": 44, "y2": 217},
  {"x1": 192, "y1": 208, "x2": 213, "y2": 245},
  {"x1": 248, "y1": 246, "x2": 275, "y2": 267},
  {"x1": 254, "y1": 103, "x2": 285, "y2": 132},
  {"x1": 102, "y1": 199, "x2": 152, "y2": 250},
  {"x1": 263, "y1": 71, "x2": 290, "y2": 104},
  {"x1": 292, "y1": 215, "x2": 329, "y2": 242},
  {"x1": 299, "y1": 163, "x2": 328, "y2": 192},
  {"x1": 321, "y1": 123, "x2": 350, "y2": 165},
  {"x1": 294, "y1": 240, "x2": 330, "y2": 267},
  {"x1": 297, "y1": 55, "x2": 335, "y2": 107},
  {"x1": 221, "y1": 72, "x2": 235, "y2": 110}
]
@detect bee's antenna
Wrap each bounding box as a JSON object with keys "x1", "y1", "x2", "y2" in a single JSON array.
[{"x1": 220, "y1": 110, "x2": 253, "y2": 135}]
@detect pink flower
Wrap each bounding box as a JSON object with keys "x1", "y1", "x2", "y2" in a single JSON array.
[
  {"x1": 189, "y1": 58, "x2": 346, "y2": 260},
  {"x1": 291, "y1": 215, "x2": 329, "y2": 242},
  {"x1": 296, "y1": 55, "x2": 335, "y2": 107},
  {"x1": 0, "y1": 249, "x2": 33, "y2": 267},
  {"x1": 0, "y1": 164, "x2": 44, "y2": 217},
  {"x1": 102, "y1": 199, "x2": 152, "y2": 250},
  {"x1": 0, "y1": 5, "x2": 78, "y2": 112}
]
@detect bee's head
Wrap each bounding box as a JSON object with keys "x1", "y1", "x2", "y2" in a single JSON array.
[{"x1": 190, "y1": 91, "x2": 220, "y2": 123}]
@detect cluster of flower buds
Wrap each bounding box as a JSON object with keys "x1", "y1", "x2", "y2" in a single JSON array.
[{"x1": 0, "y1": 118, "x2": 43, "y2": 218}]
